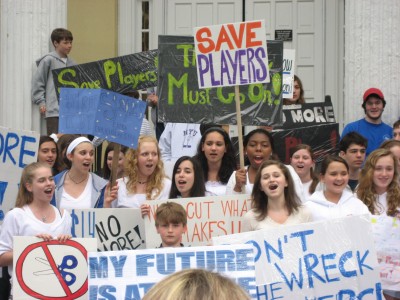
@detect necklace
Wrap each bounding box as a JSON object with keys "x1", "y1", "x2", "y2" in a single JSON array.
[
  {"x1": 68, "y1": 171, "x2": 88, "y2": 184},
  {"x1": 137, "y1": 180, "x2": 147, "y2": 184},
  {"x1": 41, "y1": 215, "x2": 47, "y2": 223}
]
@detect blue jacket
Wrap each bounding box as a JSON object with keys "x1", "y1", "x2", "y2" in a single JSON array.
[{"x1": 51, "y1": 170, "x2": 108, "y2": 208}]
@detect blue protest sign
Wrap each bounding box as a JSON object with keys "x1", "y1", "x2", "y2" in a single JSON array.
[{"x1": 59, "y1": 88, "x2": 147, "y2": 148}]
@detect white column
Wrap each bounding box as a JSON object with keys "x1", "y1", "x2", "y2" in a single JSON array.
[
  {"x1": 344, "y1": 0, "x2": 400, "y2": 126},
  {"x1": 0, "y1": 0, "x2": 67, "y2": 132}
]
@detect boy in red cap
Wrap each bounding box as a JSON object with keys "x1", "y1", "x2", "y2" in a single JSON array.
[{"x1": 341, "y1": 87, "x2": 392, "y2": 156}]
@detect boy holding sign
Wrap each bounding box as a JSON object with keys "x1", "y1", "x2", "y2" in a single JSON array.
[{"x1": 155, "y1": 202, "x2": 187, "y2": 248}]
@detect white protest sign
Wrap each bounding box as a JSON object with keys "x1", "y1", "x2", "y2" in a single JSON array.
[
  {"x1": 144, "y1": 194, "x2": 251, "y2": 248},
  {"x1": 0, "y1": 126, "x2": 39, "y2": 224},
  {"x1": 194, "y1": 20, "x2": 269, "y2": 88},
  {"x1": 70, "y1": 208, "x2": 145, "y2": 251},
  {"x1": 371, "y1": 215, "x2": 400, "y2": 291},
  {"x1": 213, "y1": 215, "x2": 383, "y2": 299},
  {"x1": 88, "y1": 244, "x2": 256, "y2": 299},
  {"x1": 13, "y1": 237, "x2": 97, "y2": 299},
  {"x1": 282, "y1": 49, "x2": 296, "y2": 98}
]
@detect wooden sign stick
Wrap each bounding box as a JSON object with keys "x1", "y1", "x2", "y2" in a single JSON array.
[{"x1": 110, "y1": 143, "x2": 121, "y2": 187}]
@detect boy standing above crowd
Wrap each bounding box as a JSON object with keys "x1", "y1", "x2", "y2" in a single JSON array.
[
  {"x1": 31, "y1": 28, "x2": 75, "y2": 135},
  {"x1": 155, "y1": 202, "x2": 187, "y2": 248}
]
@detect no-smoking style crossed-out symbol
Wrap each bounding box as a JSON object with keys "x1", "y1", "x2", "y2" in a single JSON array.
[{"x1": 15, "y1": 240, "x2": 88, "y2": 299}]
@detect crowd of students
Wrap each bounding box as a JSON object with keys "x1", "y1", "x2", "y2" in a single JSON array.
[{"x1": 1, "y1": 119, "x2": 400, "y2": 298}]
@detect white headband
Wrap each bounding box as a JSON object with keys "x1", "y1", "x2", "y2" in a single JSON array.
[{"x1": 66, "y1": 137, "x2": 92, "y2": 155}]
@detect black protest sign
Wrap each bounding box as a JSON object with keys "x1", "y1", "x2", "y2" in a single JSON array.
[
  {"x1": 271, "y1": 123, "x2": 340, "y2": 164},
  {"x1": 52, "y1": 50, "x2": 158, "y2": 97},
  {"x1": 157, "y1": 35, "x2": 283, "y2": 126},
  {"x1": 275, "y1": 100, "x2": 337, "y2": 129}
]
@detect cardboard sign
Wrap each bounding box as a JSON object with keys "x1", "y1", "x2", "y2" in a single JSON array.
[
  {"x1": 52, "y1": 50, "x2": 158, "y2": 98},
  {"x1": 276, "y1": 100, "x2": 336, "y2": 129},
  {"x1": 282, "y1": 49, "x2": 296, "y2": 98},
  {"x1": 371, "y1": 215, "x2": 400, "y2": 291},
  {"x1": 59, "y1": 88, "x2": 146, "y2": 148},
  {"x1": 213, "y1": 215, "x2": 383, "y2": 299},
  {"x1": 144, "y1": 195, "x2": 252, "y2": 248},
  {"x1": 158, "y1": 35, "x2": 283, "y2": 126},
  {"x1": 194, "y1": 20, "x2": 269, "y2": 88},
  {"x1": 71, "y1": 208, "x2": 146, "y2": 251},
  {"x1": 13, "y1": 237, "x2": 97, "y2": 299},
  {"x1": 88, "y1": 244, "x2": 256, "y2": 299},
  {"x1": 271, "y1": 123, "x2": 339, "y2": 164},
  {"x1": 0, "y1": 127, "x2": 39, "y2": 223}
]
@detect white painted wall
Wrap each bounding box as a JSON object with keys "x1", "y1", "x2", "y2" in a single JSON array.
[
  {"x1": 0, "y1": 0, "x2": 67, "y2": 133},
  {"x1": 344, "y1": 0, "x2": 400, "y2": 127}
]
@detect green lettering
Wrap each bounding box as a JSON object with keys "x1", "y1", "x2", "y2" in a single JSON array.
[
  {"x1": 57, "y1": 69, "x2": 79, "y2": 93},
  {"x1": 248, "y1": 84, "x2": 264, "y2": 103},
  {"x1": 264, "y1": 90, "x2": 272, "y2": 105},
  {"x1": 117, "y1": 62, "x2": 124, "y2": 84},
  {"x1": 177, "y1": 44, "x2": 194, "y2": 68},
  {"x1": 124, "y1": 74, "x2": 134, "y2": 86},
  {"x1": 147, "y1": 71, "x2": 157, "y2": 82},
  {"x1": 103, "y1": 60, "x2": 117, "y2": 88},
  {"x1": 199, "y1": 89, "x2": 210, "y2": 104},
  {"x1": 188, "y1": 91, "x2": 198, "y2": 104},
  {"x1": 217, "y1": 88, "x2": 233, "y2": 104},
  {"x1": 272, "y1": 73, "x2": 281, "y2": 95},
  {"x1": 168, "y1": 73, "x2": 188, "y2": 105}
]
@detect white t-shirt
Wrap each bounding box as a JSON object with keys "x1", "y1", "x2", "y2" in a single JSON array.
[
  {"x1": 242, "y1": 206, "x2": 311, "y2": 232},
  {"x1": 205, "y1": 181, "x2": 227, "y2": 196},
  {"x1": 59, "y1": 174, "x2": 93, "y2": 210},
  {"x1": 0, "y1": 205, "x2": 72, "y2": 277},
  {"x1": 113, "y1": 177, "x2": 172, "y2": 208}
]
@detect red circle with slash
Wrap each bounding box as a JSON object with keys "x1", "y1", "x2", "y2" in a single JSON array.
[{"x1": 15, "y1": 240, "x2": 88, "y2": 299}]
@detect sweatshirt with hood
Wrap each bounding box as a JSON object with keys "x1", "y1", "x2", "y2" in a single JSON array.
[
  {"x1": 305, "y1": 189, "x2": 370, "y2": 221},
  {"x1": 31, "y1": 51, "x2": 76, "y2": 118}
]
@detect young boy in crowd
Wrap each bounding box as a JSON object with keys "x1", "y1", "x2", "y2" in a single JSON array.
[
  {"x1": 155, "y1": 202, "x2": 187, "y2": 248},
  {"x1": 31, "y1": 28, "x2": 76, "y2": 135},
  {"x1": 393, "y1": 120, "x2": 400, "y2": 141},
  {"x1": 338, "y1": 131, "x2": 368, "y2": 191}
]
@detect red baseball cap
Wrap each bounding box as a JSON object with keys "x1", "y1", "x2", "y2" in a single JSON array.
[{"x1": 363, "y1": 88, "x2": 384, "y2": 102}]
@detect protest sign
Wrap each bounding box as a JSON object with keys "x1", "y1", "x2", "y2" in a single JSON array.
[
  {"x1": 158, "y1": 35, "x2": 283, "y2": 126},
  {"x1": 371, "y1": 215, "x2": 400, "y2": 291},
  {"x1": 71, "y1": 208, "x2": 146, "y2": 251},
  {"x1": 194, "y1": 20, "x2": 269, "y2": 89},
  {"x1": 13, "y1": 237, "x2": 97, "y2": 299},
  {"x1": 276, "y1": 100, "x2": 336, "y2": 129},
  {"x1": 59, "y1": 88, "x2": 146, "y2": 148},
  {"x1": 52, "y1": 50, "x2": 158, "y2": 98},
  {"x1": 282, "y1": 49, "x2": 296, "y2": 99},
  {"x1": 144, "y1": 195, "x2": 252, "y2": 248},
  {"x1": 271, "y1": 123, "x2": 339, "y2": 164},
  {"x1": 213, "y1": 215, "x2": 383, "y2": 299},
  {"x1": 88, "y1": 244, "x2": 256, "y2": 299},
  {"x1": 0, "y1": 126, "x2": 39, "y2": 223}
]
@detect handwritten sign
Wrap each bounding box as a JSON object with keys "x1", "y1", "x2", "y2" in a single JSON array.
[
  {"x1": 371, "y1": 215, "x2": 400, "y2": 291},
  {"x1": 213, "y1": 215, "x2": 382, "y2": 299},
  {"x1": 282, "y1": 49, "x2": 295, "y2": 98},
  {"x1": 194, "y1": 20, "x2": 269, "y2": 89},
  {"x1": 59, "y1": 88, "x2": 146, "y2": 148},
  {"x1": 13, "y1": 237, "x2": 97, "y2": 299},
  {"x1": 70, "y1": 208, "x2": 146, "y2": 251},
  {"x1": 144, "y1": 195, "x2": 251, "y2": 248},
  {"x1": 88, "y1": 244, "x2": 256, "y2": 299},
  {"x1": 158, "y1": 35, "x2": 283, "y2": 125},
  {"x1": 0, "y1": 126, "x2": 39, "y2": 223},
  {"x1": 52, "y1": 50, "x2": 158, "y2": 98}
]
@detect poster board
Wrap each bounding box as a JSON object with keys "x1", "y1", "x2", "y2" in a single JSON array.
[
  {"x1": 13, "y1": 237, "x2": 97, "y2": 299},
  {"x1": 144, "y1": 195, "x2": 251, "y2": 248},
  {"x1": 59, "y1": 88, "x2": 146, "y2": 148},
  {"x1": 71, "y1": 208, "x2": 146, "y2": 251},
  {"x1": 213, "y1": 215, "x2": 382, "y2": 299},
  {"x1": 88, "y1": 244, "x2": 256, "y2": 299},
  {"x1": 193, "y1": 20, "x2": 269, "y2": 89},
  {"x1": 52, "y1": 50, "x2": 158, "y2": 98},
  {"x1": 282, "y1": 49, "x2": 296, "y2": 99},
  {"x1": 157, "y1": 35, "x2": 283, "y2": 126},
  {"x1": 0, "y1": 126, "x2": 39, "y2": 223}
]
